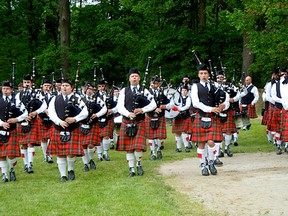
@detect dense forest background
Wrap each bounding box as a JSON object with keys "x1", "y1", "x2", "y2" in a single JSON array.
[{"x1": 0, "y1": 0, "x2": 287, "y2": 88}]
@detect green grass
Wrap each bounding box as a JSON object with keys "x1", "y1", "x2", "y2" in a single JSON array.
[{"x1": 0, "y1": 119, "x2": 269, "y2": 216}]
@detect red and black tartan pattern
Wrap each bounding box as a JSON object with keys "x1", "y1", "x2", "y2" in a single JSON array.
[
  {"x1": 47, "y1": 127, "x2": 84, "y2": 157},
  {"x1": 145, "y1": 115, "x2": 167, "y2": 139},
  {"x1": 99, "y1": 118, "x2": 114, "y2": 138},
  {"x1": 18, "y1": 118, "x2": 41, "y2": 146},
  {"x1": 116, "y1": 118, "x2": 147, "y2": 152},
  {"x1": 172, "y1": 117, "x2": 191, "y2": 134},
  {"x1": 268, "y1": 106, "x2": 281, "y2": 133},
  {"x1": 82, "y1": 123, "x2": 101, "y2": 146},
  {"x1": 0, "y1": 129, "x2": 20, "y2": 157},
  {"x1": 222, "y1": 109, "x2": 237, "y2": 133},
  {"x1": 190, "y1": 114, "x2": 223, "y2": 143},
  {"x1": 37, "y1": 117, "x2": 51, "y2": 140},
  {"x1": 247, "y1": 104, "x2": 258, "y2": 119},
  {"x1": 280, "y1": 110, "x2": 288, "y2": 142},
  {"x1": 262, "y1": 103, "x2": 274, "y2": 126}
]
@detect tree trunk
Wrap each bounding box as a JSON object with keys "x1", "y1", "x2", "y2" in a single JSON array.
[
  {"x1": 242, "y1": 31, "x2": 254, "y2": 76},
  {"x1": 199, "y1": 0, "x2": 206, "y2": 32},
  {"x1": 58, "y1": 0, "x2": 70, "y2": 78}
]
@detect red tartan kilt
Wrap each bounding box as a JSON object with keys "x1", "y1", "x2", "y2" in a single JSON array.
[
  {"x1": 269, "y1": 107, "x2": 281, "y2": 133},
  {"x1": 191, "y1": 114, "x2": 223, "y2": 143},
  {"x1": 38, "y1": 118, "x2": 51, "y2": 140},
  {"x1": 280, "y1": 110, "x2": 288, "y2": 142},
  {"x1": 81, "y1": 123, "x2": 101, "y2": 146},
  {"x1": 116, "y1": 118, "x2": 147, "y2": 152},
  {"x1": 172, "y1": 117, "x2": 190, "y2": 134},
  {"x1": 222, "y1": 110, "x2": 237, "y2": 133},
  {"x1": 99, "y1": 118, "x2": 114, "y2": 138},
  {"x1": 145, "y1": 115, "x2": 167, "y2": 139},
  {"x1": 247, "y1": 104, "x2": 258, "y2": 119},
  {"x1": 0, "y1": 129, "x2": 20, "y2": 157},
  {"x1": 262, "y1": 103, "x2": 274, "y2": 126},
  {"x1": 18, "y1": 118, "x2": 41, "y2": 146},
  {"x1": 47, "y1": 127, "x2": 84, "y2": 157}
]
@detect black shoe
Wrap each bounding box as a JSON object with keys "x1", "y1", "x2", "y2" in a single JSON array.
[
  {"x1": 2, "y1": 174, "x2": 8, "y2": 183},
  {"x1": 226, "y1": 147, "x2": 233, "y2": 157},
  {"x1": 277, "y1": 147, "x2": 282, "y2": 155},
  {"x1": 218, "y1": 150, "x2": 224, "y2": 158},
  {"x1": 246, "y1": 124, "x2": 251, "y2": 130},
  {"x1": 150, "y1": 154, "x2": 157, "y2": 160},
  {"x1": 208, "y1": 161, "x2": 218, "y2": 175},
  {"x1": 195, "y1": 143, "x2": 198, "y2": 148},
  {"x1": 110, "y1": 142, "x2": 115, "y2": 150},
  {"x1": 68, "y1": 170, "x2": 75, "y2": 180},
  {"x1": 84, "y1": 164, "x2": 89, "y2": 172},
  {"x1": 10, "y1": 168, "x2": 16, "y2": 181},
  {"x1": 27, "y1": 162, "x2": 34, "y2": 174},
  {"x1": 214, "y1": 158, "x2": 223, "y2": 167},
  {"x1": 175, "y1": 148, "x2": 182, "y2": 153},
  {"x1": 60, "y1": 176, "x2": 68, "y2": 182},
  {"x1": 201, "y1": 164, "x2": 209, "y2": 176},
  {"x1": 24, "y1": 164, "x2": 28, "y2": 173},
  {"x1": 160, "y1": 145, "x2": 164, "y2": 150},
  {"x1": 185, "y1": 146, "x2": 190, "y2": 153},
  {"x1": 137, "y1": 165, "x2": 144, "y2": 176},
  {"x1": 188, "y1": 141, "x2": 193, "y2": 149},
  {"x1": 46, "y1": 155, "x2": 54, "y2": 163},
  {"x1": 98, "y1": 156, "x2": 103, "y2": 161},
  {"x1": 89, "y1": 159, "x2": 96, "y2": 170},
  {"x1": 234, "y1": 141, "x2": 238, "y2": 146},
  {"x1": 157, "y1": 150, "x2": 163, "y2": 160},
  {"x1": 128, "y1": 167, "x2": 136, "y2": 177},
  {"x1": 103, "y1": 154, "x2": 110, "y2": 161}
]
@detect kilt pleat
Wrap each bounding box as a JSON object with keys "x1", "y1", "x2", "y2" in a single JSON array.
[
  {"x1": 172, "y1": 117, "x2": 190, "y2": 134},
  {"x1": 81, "y1": 123, "x2": 101, "y2": 146},
  {"x1": 0, "y1": 129, "x2": 20, "y2": 157},
  {"x1": 99, "y1": 118, "x2": 114, "y2": 138},
  {"x1": 222, "y1": 109, "x2": 237, "y2": 133},
  {"x1": 280, "y1": 110, "x2": 288, "y2": 142},
  {"x1": 18, "y1": 118, "x2": 41, "y2": 146},
  {"x1": 269, "y1": 107, "x2": 281, "y2": 133}
]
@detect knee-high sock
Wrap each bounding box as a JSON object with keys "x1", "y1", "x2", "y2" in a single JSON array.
[
  {"x1": 175, "y1": 136, "x2": 182, "y2": 149},
  {"x1": 0, "y1": 160, "x2": 8, "y2": 175},
  {"x1": 148, "y1": 139, "x2": 155, "y2": 154},
  {"x1": 134, "y1": 151, "x2": 143, "y2": 166},
  {"x1": 96, "y1": 145, "x2": 103, "y2": 157},
  {"x1": 126, "y1": 153, "x2": 135, "y2": 172},
  {"x1": 197, "y1": 148, "x2": 206, "y2": 165},
  {"x1": 21, "y1": 149, "x2": 28, "y2": 165},
  {"x1": 102, "y1": 139, "x2": 110, "y2": 155},
  {"x1": 7, "y1": 158, "x2": 17, "y2": 169},
  {"x1": 266, "y1": 130, "x2": 272, "y2": 142},
  {"x1": 233, "y1": 132, "x2": 238, "y2": 142},
  {"x1": 214, "y1": 142, "x2": 221, "y2": 159},
  {"x1": 27, "y1": 147, "x2": 35, "y2": 164},
  {"x1": 82, "y1": 149, "x2": 88, "y2": 164},
  {"x1": 41, "y1": 141, "x2": 48, "y2": 158},
  {"x1": 67, "y1": 157, "x2": 76, "y2": 171},
  {"x1": 156, "y1": 139, "x2": 161, "y2": 151},
  {"x1": 271, "y1": 131, "x2": 276, "y2": 141},
  {"x1": 87, "y1": 147, "x2": 95, "y2": 161},
  {"x1": 181, "y1": 133, "x2": 189, "y2": 148},
  {"x1": 57, "y1": 157, "x2": 67, "y2": 177},
  {"x1": 208, "y1": 145, "x2": 216, "y2": 162},
  {"x1": 225, "y1": 135, "x2": 232, "y2": 149}
]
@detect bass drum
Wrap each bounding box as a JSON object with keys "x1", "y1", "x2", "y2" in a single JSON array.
[{"x1": 163, "y1": 88, "x2": 182, "y2": 119}]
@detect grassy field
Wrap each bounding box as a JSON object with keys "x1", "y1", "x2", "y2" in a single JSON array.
[{"x1": 0, "y1": 118, "x2": 271, "y2": 216}]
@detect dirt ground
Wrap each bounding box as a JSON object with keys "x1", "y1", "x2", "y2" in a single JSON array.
[{"x1": 159, "y1": 152, "x2": 288, "y2": 216}]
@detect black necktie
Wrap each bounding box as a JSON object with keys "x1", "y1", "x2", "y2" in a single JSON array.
[
  {"x1": 5, "y1": 96, "x2": 9, "y2": 103},
  {"x1": 205, "y1": 82, "x2": 209, "y2": 90},
  {"x1": 88, "y1": 96, "x2": 92, "y2": 101},
  {"x1": 133, "y1": 87, "x2": 137, "y2": 94},
  {"x1": 65, "y1": 95, "x2": 69, "y2": 103}
]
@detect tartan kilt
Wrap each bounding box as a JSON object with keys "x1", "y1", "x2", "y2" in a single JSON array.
[
  {"x1": 280, "y1": 110, "x2": 288, "y2": 142},
  {"x1": 18, "y1": 118, "x2": 41, "y2": 146},
  {"x1": 37, "y1": 117, "x2": 51, "y2": 140},
  {"x1": 116, "y1": 118, "x2": 147, "y2": 152},
  {"x1": 145, "y1": 115, "x2": 167, "y2": 139},
  {"x1": 81, "y1": 123, "x2": 101, "y2": 146},
  {"x1": 47, "y1": 127, "x2": 84, "y2": 157},
  {"x1": 191, "y1": 113, "x2": 223, "y2": 143},
  {"x1": 262, "y1": 103, "x2": 274, "y2": 126},
  {"x1": 99, "y1": 118, "x2": 114, "y2": 138},
  {"x1": 247, "y1": 104, "x2": 258, "y2": 119},
  {"x1": 172, "y1": 116, "x2": 191, "y2": 134},
  {"x1": 269, "y1": 106, "x2": 281, "y2": 133},
  {"x1": 222, "y1": 109, "x2": 237, "y2": 133},
  {"x1": 0, "y1": 128, "x2": 20, "y2": 157}
]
